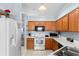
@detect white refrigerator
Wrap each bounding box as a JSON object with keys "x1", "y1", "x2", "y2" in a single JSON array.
[{"x1": 0, "y1": 17, "x2": 21, "y2": 56}]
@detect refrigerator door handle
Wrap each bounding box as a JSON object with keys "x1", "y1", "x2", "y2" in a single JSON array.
[{"x1": 10, "y1": 34, "x2": 16, "y2": 46}]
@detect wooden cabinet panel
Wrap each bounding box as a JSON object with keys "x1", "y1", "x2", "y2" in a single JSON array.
[
  {"x1": 56, "y1": 19, "x2": 63, "y2": 32},
  {"x1": 69, "y1": 9, "x2": 79, "y2": 32},
  {"x1": 28, "y1": 21, "x2": 55, "y2": 31},
  {"x1": 56, "y1": 15, "x2": 68, "y2": 32},
  {"x1": 45, "y1": 21, "x2": 52, "y2": 31},
  {"x1": 59, "y1": 19, "x2": 63, "y2": 32},
  {"x1": 45, "y1": 38, "x2": 52, "y2": 50},
  {"x1": 45, "y1": 38, "x2": 59, "y2": 51},
  {"x1": 52, "y1": 39, "x2": 59, "y2": 51},
  {"x1": 27, "y1": 38, "x2": 34, "y2": 49},
  {"x1": 56, "y1": 21, "x2": 59, "y2": 31},
  {"x1": 62, "y1": 15, "x2": 68, "y2": 32},
  {"x1": 51, "y1": 22, "x2": 56, "y2": 31},
  {"x1": 28, "y1": 21, "x2": 35, "y2": 31}
]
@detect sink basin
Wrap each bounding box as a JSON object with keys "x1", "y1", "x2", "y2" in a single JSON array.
[{"x1": 53, "y1": 46, "x2": 79, "y2": 56}]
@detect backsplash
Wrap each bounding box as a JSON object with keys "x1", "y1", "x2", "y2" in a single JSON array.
[
  {"x1": 60, "y1": 32, "x2": 79, "y2": 41},
  {"x1": 28, "y1": 31, "x2": 58, "y2": 37},
  {"x1": 27, "y1": 31, "x2": 79, "y2": 41}
]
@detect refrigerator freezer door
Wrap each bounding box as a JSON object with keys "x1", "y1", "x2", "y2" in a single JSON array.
[{"x1": 7, "y1": 18, "x2": 21, "y2": 56}]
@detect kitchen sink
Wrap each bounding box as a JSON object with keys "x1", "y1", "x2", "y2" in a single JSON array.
[{"x1": 53, "y1": 46, "x2": 79, "y2": 56}]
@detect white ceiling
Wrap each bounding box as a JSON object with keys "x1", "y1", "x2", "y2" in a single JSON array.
[{"x1": 22, "y1": 3, "x2": 68, "y2": 19}]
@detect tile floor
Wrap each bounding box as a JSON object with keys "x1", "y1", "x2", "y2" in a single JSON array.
[{"x1": 21, "y1": 47, "x2": 53, "y2": 56}]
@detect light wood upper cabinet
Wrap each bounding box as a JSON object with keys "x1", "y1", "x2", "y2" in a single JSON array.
[
  {"x1": 51, "y1": 22, "x2": 56, "y2": 31},
  {"x1": 56, "y1": 8, "x2": 79, "y2": 32},
  {"x1": 69, "y1": 9, "x2": 79, "y2": 32},
  {"x1": 45, "y1": 21, "x2": 53, "y2": 31},
  {"x1": 58, "y1": 19, "x2": 63, "y2": 32},
  {"x1": 56, "y1": 19, "x2": 63, "y2": 32},
  {"x1": 28, "y1": 8, "x2": 79, "y2": 32},
  {"x1": 28, "y1": 21, "x2": 35, "y2": 31},
  {"x1": 28, "y1": 21, "x2": 56, "y2": 31},
  {"x1": 62, "y1": 15, "x2": 69, "y2": 32},
  {"x1": 56, "y1": 15, "x2": 68, "y2": 32},
  {"x1": 56, "y1": 21, "x2": 59, "y2": 31}
]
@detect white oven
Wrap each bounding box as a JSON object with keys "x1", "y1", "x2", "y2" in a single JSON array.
[
  {"x1": 30, "y1": 31, "x2": 49, "y2": 50},
  {"x1": 34, "y1": 33, "x2": 45, "y2": 50}
]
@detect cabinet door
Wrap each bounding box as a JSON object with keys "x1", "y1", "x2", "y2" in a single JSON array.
[
  {"x1": 56, "y1": 19, "x2": 63, "y2": 32},
  {"x1": 27, "y1": 38, "x2": 34, "y2": 49},
  {"x1": 51, "y1": 22, "x2": 56, "y2": 31},
  {"x1": 62, "y1": 15, "x2": 68, "y2": 32},
  {"x1": 52, "y1": 39, "x2": 59, "y2": 51},
  {"x1": 45, "y1": 21, "x2": 52, "y2": 31},
  {"x1": 35, "y1": 21, "x2": 43, "y2": 26},
  {"x1": 28, "y1": 21, "x2": 35, "y2": 31},
  {"x1": 59, "y1": 19, "x2": 63, "y2": 32},
  {"x1": 45, "y1": 38, "x2": 52, "y2": 50},
  {"x1": 69, "y1": 9, "x2": 79, "y2": 32},
  {"x1": 28, "y1": 21, "x2": 56, "y2": 31},
  {"x1": 45, "y1": 21, "x2": 49, "y2": 31},
  {"x1": 56, "y1": 21, "x2": 59, "y2": 31},
  {"x1": 45, "y1": 38, "x2": 60, "y2": 51}
]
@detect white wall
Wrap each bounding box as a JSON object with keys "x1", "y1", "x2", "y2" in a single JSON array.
[
  {"x1": 0, "y1": 3, "x2": 22, "y2": 20},
  {"x1": 26, "y1": 15, "x2": 56, "y2": 21},
  {"x1": 21, "y1": 3, "x2": 65, "y2": 21},
  {"x1": 21, "y1": 12, "x2": 56, "y2": 21}
]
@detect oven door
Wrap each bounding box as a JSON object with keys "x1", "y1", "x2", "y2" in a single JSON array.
[
  {"x1": 34, "y1": 37, "x2": 45, "y2": 45},
  {"x1": 36, "y1": 40, "x2": 43, "y2": 45},
  {"x1": 34, "y1": 38, "x2": 45, "y2": 50}
]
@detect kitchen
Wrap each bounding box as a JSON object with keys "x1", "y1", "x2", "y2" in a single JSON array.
[
  {"x1": 0, "y1": 3, "x2": 79, "y2": 56},
  {"x1": 21, "y1": 3, "x2": 79, "y2": 56}
]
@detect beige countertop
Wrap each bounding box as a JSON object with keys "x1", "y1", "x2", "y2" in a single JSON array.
[
  {"x1": 53, "y1": 36, "x2": 79, "y2": 48},
  {"x1": 26, "y1": 36, "x2": 79, "y2": 48},
  {"x1": 48, "y1": 36, "x2": 79, "y2": 56},
  {"x1": 26, "y1": 36, "x2": 79, "y2": 55}
]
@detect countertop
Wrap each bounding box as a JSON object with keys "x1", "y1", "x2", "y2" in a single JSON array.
[
  {"x1": 26, "y1": 36, "x2": 79, "y2": 56},
  {"x1": 48, "y1": 36, "x2": 79, "y2": 56},
  {"x1": 26, "y1": 36, "x2": 79, "y2": 48}
]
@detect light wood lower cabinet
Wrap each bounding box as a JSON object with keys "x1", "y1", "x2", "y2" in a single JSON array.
[
  {"x1": 27, "y1": 38, "x2": 34, "y2": 49},
  {"x1": 45, "y1": 38, "x2": 52, "y2": 50},
  {"x1": 52, "y1": 39, "x2": 59, "y2": 51},
  {"x1": 45, "y1": 38, "x2": 60, "y2": 51},
  {"x1": 27, "y1": 37, "x2": 61, "y2": 51}
]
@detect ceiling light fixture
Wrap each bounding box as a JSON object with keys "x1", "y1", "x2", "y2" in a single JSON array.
[{"x1": 38, "y1": 5, "x2": 47, "y2": 11}]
